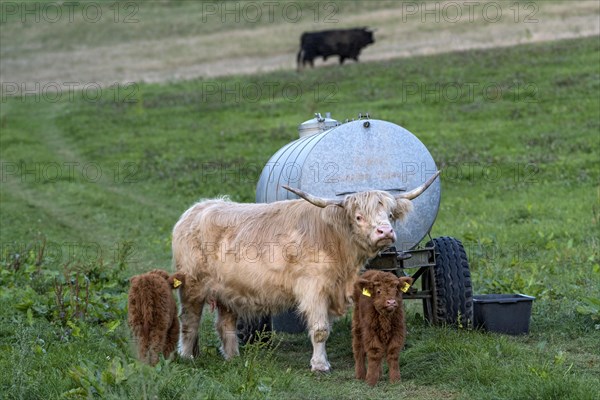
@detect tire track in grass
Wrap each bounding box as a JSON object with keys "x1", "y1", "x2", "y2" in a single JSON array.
[{"x1": 0, "y1": 101, "x2": 177, "y2": 265}]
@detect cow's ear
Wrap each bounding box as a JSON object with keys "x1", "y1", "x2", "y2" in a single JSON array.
[
  {"x1": 149, "y1": 269, "x2": 170, "y2": 280},
  {"x1": 169, "y1": 272, "x2": 185, "y2": 289},
  {"x1": 357, "y1": 279, "x2": 374, "y2": 297},
  {"x1": 322, "y1": 202, "x2": 347, "y2": 226},
  {"x1": 391, "y1": 199, "x2": 413, "y2": 221},
  {"x1": 398, "y1": 276, "x2": 413, "y2": 292},
  {"x1": 398, "y1": 276, "x2": 413, "y2": 286},
  {"x1": 129, "y1": 276, "x2": 138, "y2": 284},
  {"x1": 357, "y1": 278, "x2": 373, "y2": 291}
]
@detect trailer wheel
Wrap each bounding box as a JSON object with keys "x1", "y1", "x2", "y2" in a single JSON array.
[{"x1": 422, "y1": 236, "x2": 473, "y2": 327}]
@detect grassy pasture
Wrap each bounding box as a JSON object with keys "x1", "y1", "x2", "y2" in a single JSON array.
[{"x1": 1, "y1": 30, "x2": 599, "y2": 400}]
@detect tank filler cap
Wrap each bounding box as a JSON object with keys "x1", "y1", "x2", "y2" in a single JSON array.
[{"x1": 298, "y1": 112, "x2": 340, "y2": 138}]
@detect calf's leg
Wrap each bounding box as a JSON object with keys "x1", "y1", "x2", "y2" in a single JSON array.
[
  {"x1": 164, "y1": 313, "x2": 180, "y2": 358},
  {"x1": 136, "y1": 329, "x2": 150, "y2": 364},
  {"x1": 387, "y1": 343, "x2": 402, "y2": 383},
  {"x1": 365, "y1": 345, "x2": 385, "y2": 386},
  {"x1": 148, "y1": 329, "x2": 168, "y2": 366},
  {"x1": 352, "y1": 318, "x2": 366, "y2": 379}
]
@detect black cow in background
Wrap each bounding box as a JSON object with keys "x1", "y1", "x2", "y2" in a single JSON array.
[{"x1": 296, "y1": 27, "x2": 375, "y2": 70}]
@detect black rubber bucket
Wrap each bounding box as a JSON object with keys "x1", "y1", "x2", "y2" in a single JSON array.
[
  {"x1": 474, "y1": 294, "x2": 535, "y2": 335},
  {"x1": 271, "y1": 310, "x2": 306, "y2": 334}
]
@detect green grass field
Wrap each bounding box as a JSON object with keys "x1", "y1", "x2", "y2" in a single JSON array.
[{"x1": 1, "y1": 33, "x2": 599, "y2": 399}]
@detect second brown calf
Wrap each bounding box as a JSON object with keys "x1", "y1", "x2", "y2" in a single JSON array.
[
  {"x1": 127, "y1": 269, "x2": 185, "y2": 365},
  {"x1": 352, "y1": 270, "x2": 413, "y2": 386}
]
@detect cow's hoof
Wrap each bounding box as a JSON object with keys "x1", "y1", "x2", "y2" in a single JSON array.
[
  {"x1": 219, "y1": 346, "x2": 240, "y2": 360},
  {"x1": 310, "y1": 360, "x2": 331, "y2": 373},
  {"x1": 178, "y1": 340, "x2": 200, "y2": 359},
  {"x1": 178, "y1": 351, "x2": 195, "y2": 360}
]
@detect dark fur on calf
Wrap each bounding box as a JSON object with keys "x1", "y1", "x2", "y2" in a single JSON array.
[
  {"x1": 352, "y1": 270, "x2": 413, "y2": 386},
  {"x1": 127, "y1": 269, "x2": 185, "y2": 365}
]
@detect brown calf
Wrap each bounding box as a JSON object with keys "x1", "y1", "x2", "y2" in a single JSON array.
[
  {"x1": 127, "y1": 269, "x2": 185, "y2": 365},
  {"x1": 352, "y1": 270, "x2": 413, "y2": 386}
]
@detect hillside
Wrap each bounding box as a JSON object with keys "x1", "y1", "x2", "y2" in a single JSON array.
[{"x1": 1, "y1": 1, "x2": 598, "y2": 88}]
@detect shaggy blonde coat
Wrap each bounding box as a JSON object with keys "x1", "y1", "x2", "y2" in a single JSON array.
[{"x1": 173, "y1": 192, "x2": 412, "y2": 371}]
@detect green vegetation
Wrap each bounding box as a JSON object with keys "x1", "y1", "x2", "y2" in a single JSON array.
[{"x1": 1, "y1": 37, "x2": 599, "y2": 399}]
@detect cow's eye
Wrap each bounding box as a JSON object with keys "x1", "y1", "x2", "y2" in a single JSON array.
[
  {"x1": 376, "y1": 289, "x2": 381, "y2": 295},
  {"x1": 356, "y1": 215, "x2": 363, "y2": 222},
  {"x1": 388, "y1": 213, "x2": 394, "y2": 219}
]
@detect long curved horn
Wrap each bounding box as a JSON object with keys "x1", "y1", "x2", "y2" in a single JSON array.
[
  {"x1": 282, "y1": 185, "x2": 344, "y2": 208},
  {"x1": 396, "y1": 170, "x2": 441, "y2": 200}
]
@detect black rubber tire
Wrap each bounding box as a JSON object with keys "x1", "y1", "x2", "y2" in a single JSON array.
[
  {"x1": 422, "y1": 236, "x2": 473, "y2": 327},
  {"x1": 237, "y1": 316, "x2": 272, "y2": 344}
]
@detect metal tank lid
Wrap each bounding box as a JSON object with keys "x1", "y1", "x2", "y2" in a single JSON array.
[{"x1": 298, "y1": 112, "x2": 340, "y2": 138}]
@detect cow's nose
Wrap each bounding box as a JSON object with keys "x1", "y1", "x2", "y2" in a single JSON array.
[
  {"x1": 376, "y1": 225, "x2": 394, "y2": 239},
  {"x1": 386, "y1": 299, "x2": 397, "y2": 308}
]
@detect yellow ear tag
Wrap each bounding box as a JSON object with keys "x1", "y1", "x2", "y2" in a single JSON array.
[
  {"x1": 400, "y1": 282, "x2": 411, "y2": 293},
  {"x1": 362, "y1": 288, "x2": 371, "y2": 297},
  {"x1": 173, "y1": 278, "x2": 182, "y2": 288}
]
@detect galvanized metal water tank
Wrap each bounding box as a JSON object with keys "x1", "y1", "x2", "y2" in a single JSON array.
[{"x1": 256, "y1": 115, "x2": 441, "y2": 251}]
